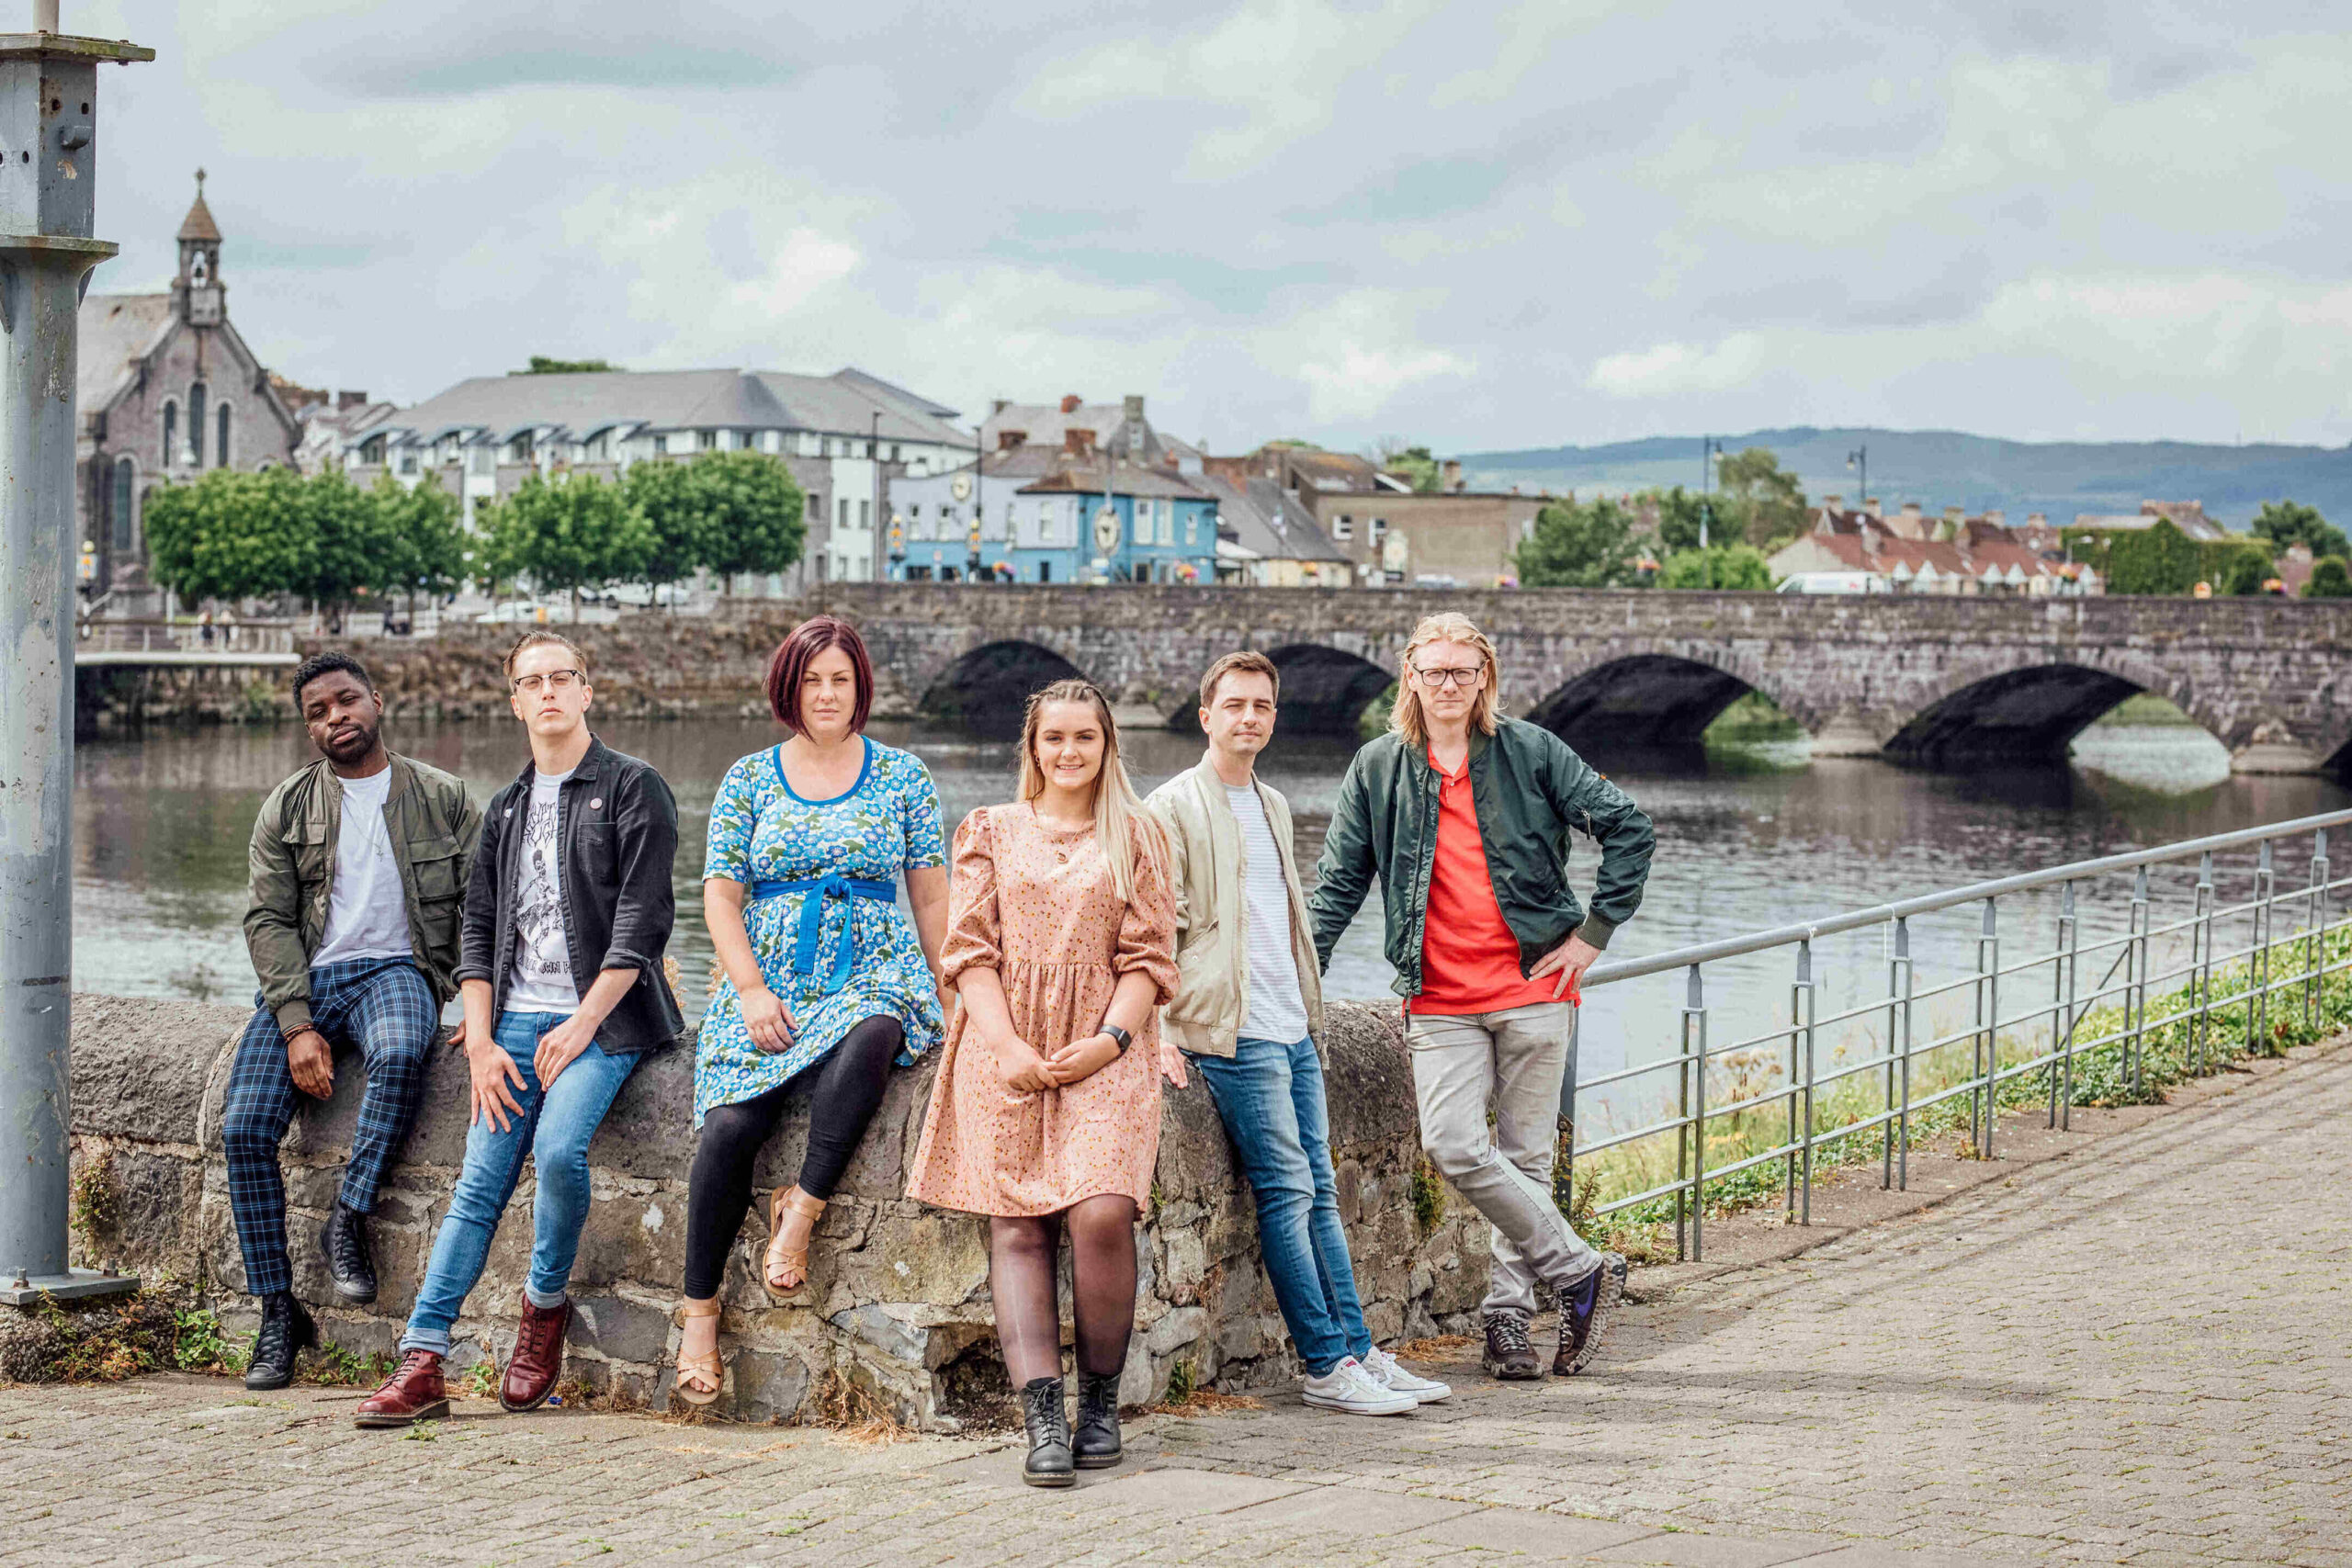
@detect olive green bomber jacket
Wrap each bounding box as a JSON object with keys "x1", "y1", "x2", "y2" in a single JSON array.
[
  {"x1": 243, "y1": 753, "x2": 483, "y2": 1035},
  {"x1": 1307, "y1": 716, "x2": 1655, "y2": 998}
]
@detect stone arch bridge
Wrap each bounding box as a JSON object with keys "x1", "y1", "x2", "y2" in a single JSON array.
[{"x1": 790, "y1": 583, "x2": 2352, "y2": 773}]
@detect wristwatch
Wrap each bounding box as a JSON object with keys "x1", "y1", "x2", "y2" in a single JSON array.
[{"x1": 1100, "y1": 1023, "x2": 1133, "y2": 1055}]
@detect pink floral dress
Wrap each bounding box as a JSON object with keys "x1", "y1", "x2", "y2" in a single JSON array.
[{"x1": 906, "y1": 804, "x2": 1178, "y2": 1216}]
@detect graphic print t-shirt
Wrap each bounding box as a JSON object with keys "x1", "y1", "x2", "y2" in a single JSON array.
[
  {"x1": 506, "y1": 768, "x2": 581, "y2": 1013},
  {"x1": 311, "y1": 766, "x2": 413, "y2": 967}
]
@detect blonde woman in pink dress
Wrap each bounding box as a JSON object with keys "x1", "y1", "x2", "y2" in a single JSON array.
[{"x1": 907, "y1": 678, "x2": 1180, "y2": 1488}]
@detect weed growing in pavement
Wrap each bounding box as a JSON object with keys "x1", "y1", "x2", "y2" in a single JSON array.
[
  {"x1": 15, "y1": 1278, "x2": 248, "y2": 1382},
  {"x1": 1408, "y1": 1159, "x2": 1445, "y2": 1232},
  {"x1": 1566, "y1": 925, "x2": 2352, "y2": 1245},
  {"x1": 69, "y1": 1149, "x2": 119, "y2": 1258}
]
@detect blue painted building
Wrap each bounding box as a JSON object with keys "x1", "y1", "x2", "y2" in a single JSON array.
[{"x1": 887, "y1": 438, "x2": 1216, "y2": 585}]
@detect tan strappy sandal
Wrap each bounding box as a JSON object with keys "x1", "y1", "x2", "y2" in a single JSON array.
[
  {"x1": 673, "y1": 1299, "x2": 724, "y2": 1407},
  {"x1": 763, "y1": 1186, "x2": 828, "y2": 1299}
]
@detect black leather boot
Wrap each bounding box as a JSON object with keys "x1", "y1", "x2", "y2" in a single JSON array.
[
  {"x1": 1020, "y1": 1376, "x2": 1074, "y2": 1488},
  {"x1": 321, "y1": 1201, "x2": 377, "y2": 1304},
  {"x1": 244, "y1": 1292, "x2": 317, "y2": 1391},
  {"x1": 1072, "y1": 1371, "x2": 1123, "y2": 1469}
]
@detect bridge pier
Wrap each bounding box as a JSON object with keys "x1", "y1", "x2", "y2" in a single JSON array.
[{"x1": 1805, "y1": 710, "x2": 1884, "y2": 758}]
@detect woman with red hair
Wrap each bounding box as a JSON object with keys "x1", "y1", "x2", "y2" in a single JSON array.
[{"x1": 673, "y1": 615, "x2": 950, "y2": 1404}]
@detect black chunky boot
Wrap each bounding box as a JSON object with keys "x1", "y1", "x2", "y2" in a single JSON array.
[
  {"x1": 1020, "y1": 1376, "x2": 1075, "y2": 1488},
  {"x1": 321, "y1": 1201, "x2": 377, "y2": 1304},
  {"x1": 244, "y1": 1292, "x2": 317, "y2": 1391},
  {"x1": 1071, "y1": 1371, "x2": 1123, "y2": 1470}
]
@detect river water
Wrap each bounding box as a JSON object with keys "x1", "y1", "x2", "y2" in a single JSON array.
[{"x1": 73, "y1": 716, "x2": 2347, "y2": 1124}]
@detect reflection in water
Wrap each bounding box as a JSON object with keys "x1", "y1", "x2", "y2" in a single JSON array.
[{"x1": 74, "y1": 717, "x2": 2346, "y2": 1120}]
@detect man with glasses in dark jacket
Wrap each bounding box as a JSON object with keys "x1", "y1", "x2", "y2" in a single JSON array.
[
  {"x1": 1310, "y1": 613, "x2": 1655, "y2": 1383},
  {"x1": 356, "y1": 632, "x2": 683, "y2": 1427}
]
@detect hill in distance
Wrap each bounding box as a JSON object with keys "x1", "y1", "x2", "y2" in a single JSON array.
[{"x1": 1458, "y1": 427, "x2": 2352, "y2": 530}]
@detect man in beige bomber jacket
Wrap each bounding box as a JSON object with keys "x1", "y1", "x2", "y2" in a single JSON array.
[{"x1": 1146, "y1": 651, "x2": 1448, "y2": 1416}]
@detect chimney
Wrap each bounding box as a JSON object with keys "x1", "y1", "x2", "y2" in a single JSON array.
[
  {"x1": 1063, "y1": 427, "x2": 1096, "y2": 457},
  {"x1": 337, "y1": 390, "x2": 368, "y2": 411},
  {"x1": 1981, "y1": 510, "x2": 2006, "y2": 528},
  {"x1": 1060, "y1": 393, "x2": 1082, "y2": 414},
  {"x1": 2025, "y1": 512, "x2": 2047, "y2": 527},
  {"x1": 1942, "y1": 505, "x2": 1965, "y2": 524},
  {"x1": 989, "y1": 399, "x2": 1010, "y2": 417},
  {"x1": 1442, "y1": 458, "x2": 1463, "y2": 491},
  {"x1": 998, "y1": 429, "x2": 1026, "y2": 451},
  {"x1": 1123, "y1": 394, "x2": 1145, "y2": 423},
  {"x1": 1823, "y1": 493, "x2": 1843, "y2": 511}
]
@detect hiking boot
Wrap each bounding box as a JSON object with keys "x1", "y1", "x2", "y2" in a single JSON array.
[
  {"x1": 1552, "y1": 1257, "x2": 1623, "y2": 1377},
  {"x1": 1481, "y1": 1311, "x2": 1541, "y2": 1380},
  {"x1": 320, "y1": 1201, "x2": 378, "y2": 1304},
  {"x1": 356, "y1": 1350, "x2": 449, "y2": 1428},
  {"x1": 243, "y1": 1291, "x2": 316, "y2": 1391},
  {"x1": 1020, "y1": 1376, "x2": 1074, "y2": 1488},
  {"x1": 500, "y1": 1296, "x2": 571, "y2": 1414},
  {"x1": 1072, "y1": 1370, "x2": 1124, "y2": 1469}
]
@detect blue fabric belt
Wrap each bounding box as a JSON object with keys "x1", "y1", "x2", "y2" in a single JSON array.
[{"x1": 748, "y1": 874, "x2": 896, "y2": 996}]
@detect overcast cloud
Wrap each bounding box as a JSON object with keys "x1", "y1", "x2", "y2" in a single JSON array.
[{"x1": 76, "y1": 0, "x2": 2352, "y2": 451}]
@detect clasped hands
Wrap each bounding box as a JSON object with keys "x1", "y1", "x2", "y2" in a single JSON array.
[{"x1": 992, "y1": 1029, "x2": 1184, "y2": 1093}]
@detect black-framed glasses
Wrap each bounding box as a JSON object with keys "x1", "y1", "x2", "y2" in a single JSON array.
[
  {"x1": 1411, "y1": 662, "x2": 1483, "y2": 689},
  {"x1": 512, "y1": 669, "x2": 585, "y2": 694}
]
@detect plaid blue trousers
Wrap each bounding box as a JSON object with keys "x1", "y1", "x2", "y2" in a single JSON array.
[{"x1": 221, "y1": 956, "x2": 438, "y2": 1297}]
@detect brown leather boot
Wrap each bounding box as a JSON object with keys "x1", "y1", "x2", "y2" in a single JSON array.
[
  {"x1": 355, "y1": 1350, "x2": 448, "y2": 1428},
  {"x1": 500, "y1": 1297, "x2": 572, "y2": 1413}
]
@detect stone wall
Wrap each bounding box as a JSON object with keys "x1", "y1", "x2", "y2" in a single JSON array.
[{"x1": 63, "y1": 994, "x2": 1487, "y2": 1427}]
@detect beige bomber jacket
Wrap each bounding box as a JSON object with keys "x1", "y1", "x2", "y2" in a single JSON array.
[{"x1": 1143, "y1": 755, "x2": 1325, "y2": 1058}]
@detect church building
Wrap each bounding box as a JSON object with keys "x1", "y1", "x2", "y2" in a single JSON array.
[{"x1": 76, "y1": 173, "x2": 300, "y2": 613}]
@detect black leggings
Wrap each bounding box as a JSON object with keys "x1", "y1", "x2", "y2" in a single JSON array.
[{"x1": 682, "y1": 1014, "x2": 901, "y2": 1299}]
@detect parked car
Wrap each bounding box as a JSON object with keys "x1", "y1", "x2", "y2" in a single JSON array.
[
  {"x1": 1776, "y1": 570, "x2": 1888, "y2": 595},
  {"x1": 474, "y1": 600, "x2": 571, "y2": 625}
]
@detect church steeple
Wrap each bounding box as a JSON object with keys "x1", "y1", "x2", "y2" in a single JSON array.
[{"x1": 173, "y1": 169, "x2": 223, "y2": 326}]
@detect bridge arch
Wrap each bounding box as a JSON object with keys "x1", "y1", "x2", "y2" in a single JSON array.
[
  {"x1": 1515, "y1": 646, "x2": 1815, "y2": 752},
  {"x1": 1264, "y1": 643, "x2": 1394, "y2": 737},
  {"x1": 1879, "y1": 657, "x2": 2227, "y2": 768},
  {"x1": 918, "y1": 639, "x2": 1088, "y2": 739}
]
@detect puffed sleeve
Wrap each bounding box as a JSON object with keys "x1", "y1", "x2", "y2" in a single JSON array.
[
  {"x1": 900, "y1": 754, "x2": 947, "y2": 872},
  {"x1": 1114, "y1": 818, "x2": 1180, "y2": 1007},
  {"x1": 939, "y1": 807, "x2": 1002, "y2": 986},
  {"x1": 702, "y1": 753, "x2": 759, "y2": 884}
]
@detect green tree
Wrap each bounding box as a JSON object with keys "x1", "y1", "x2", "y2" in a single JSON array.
[
  {"x1": 621, "y1": 457, "x2": 713, "y2": 605},
  {"x1": 481, "y1": 472, "x2": 654, "y2": 605},
  {"x1": 518, "y1": 355, "x2": 618, "y2": 375},
  {"x1": 2306, "y1": 556, "x2": 2352, "y2": 598},
  {"x1": 300, "y1": 468, "x2": 404, "y2": 629},
  {"x1": 1648, "y1": 486, "x2": 1710, "y2": 554},
  {"x1": 687, "y1": 450, "x2": 807, "y2": 592},
  {"x1": 1713, "y1": 447, "x2": 1808, "y2": 550},
  {"x1": 142, "y1": 468, "x2": 311, "y2": 604},
  {"x1": 1377, "y1": 441, "x2": 1442, "y2": 493},
  {"x1": 372, "y1": 472, "x2": 465, "y2": 601},
  {"x1": 1515, "y1": 496, "x2": 1645, "y2": 588},
  {"x1": 2250, "y1": 500, "x2": 2349, "y2": 559},
  {"x1": 1659, "y1": 544, "x2": 1774, "y2": 590},
  {"x1": 2213, "y1": 542, "x2": 2272, "y2": 597}
]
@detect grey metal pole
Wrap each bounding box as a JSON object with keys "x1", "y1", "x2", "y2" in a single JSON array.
[{"x1": 0, "y1": 15, "x2": 150, "y2": 1304}]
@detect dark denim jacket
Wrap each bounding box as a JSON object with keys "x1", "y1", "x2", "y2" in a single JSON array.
[{"x1": 455, "y1": 735, "x2": 684, "y2": 1051}]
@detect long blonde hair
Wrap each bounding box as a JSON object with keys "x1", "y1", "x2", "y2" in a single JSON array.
[
  {"x1": 1389, "y1": 612, "x2": 1502, "y2": 749},
  {"x1": 1017, "y1": 678, "x2": 1165, "y2": 905}
]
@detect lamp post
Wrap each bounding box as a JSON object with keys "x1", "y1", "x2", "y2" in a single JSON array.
[
  {"x1": 0, "y1": 4, "x2": 152, "y2": 1305},
  {"x1": 1847, "y1": 444, "x2": 1868, "y2": 513},
  {"x1": 1698, "y1": 435, "x2": 1725, "y2": 549}
]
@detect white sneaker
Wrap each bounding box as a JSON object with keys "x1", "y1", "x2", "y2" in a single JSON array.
[
  {"x1": 1361, "y1": 1344, "x2": 1453, "y2": 1404},
  {"x1": 1301, "y1": 1356, "x2": 1418, "y2": 1416}
]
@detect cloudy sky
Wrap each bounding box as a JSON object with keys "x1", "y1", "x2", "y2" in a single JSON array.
[{"x1": 78, "y1": 0, "x2": 2351, "y2": 453}]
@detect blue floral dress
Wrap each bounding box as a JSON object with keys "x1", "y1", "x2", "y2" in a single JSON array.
[{"x1": 695, "y1": 737, "x2": 947, "y2": 1126}]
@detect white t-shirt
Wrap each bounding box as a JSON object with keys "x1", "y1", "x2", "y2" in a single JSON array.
[
  {"x1": 506, "y1": 768, "x2": 581, "y2": 1014},
  {"x1": 1226, "y1": 783, "x2": 1310, "y2": 1044},
  {"x1": 311, "y1": 768, "x2": 413, "y2": 967}
]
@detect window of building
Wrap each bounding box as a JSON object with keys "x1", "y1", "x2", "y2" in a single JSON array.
[
  {"x1": 188, "y1": 381, "x2": 207, "y2": 468},
  {"x1": 586, "y1": 432, "x2": 608, "y2": 461},
  {"x1": 1037, "y1": 560, "x2": 1052, "y2": 583},
  {"x1": 1333, "y1": 513, "x2": 1353, "y2": 542},
  {"x1": 399, "y1": 448, "x2": 418, "y2": 476},
  {"x1": 215, "y1": 403, "x2": 232, "y2": 468},
  {"x1": 360, "y1": 435, "x2": 386, "y2": 465},
  {"x1": 471, "y1": 446, "x2": 493, "y2": 476},
  {"x1": 1158, "y1": 500, "x2": 1174, "y2": 546},
  {"x1": 697, "y1": 428, "x2": 717, "y2": 451},
  {"x1": 1184, "y1": 510, "x2": 1196, "y2": 547},
  {"x1": 161, "y1": 401, "x2": 176, "y2": 464},
  {"x1": 109, "y1": 457, "x2": 134, "y2": 554},
  {"x1": 1370, "y1": 516, "x2": 1387, "y2": 545},
  {"x1": 1132, "y1": 503, "x2": 1148, "y2": 546},
  {"x1": 838, "y1": 497, "x2": 850, "y2": 530},
  {"x1": 510, "y1": 432, "x2": 535, "y2": 463},
  {"x1": 1133, "y1": 562, "x2": 1151, "y2": 582},
  {"x1": 858, "y1": 499, "x2": 870, "y2": 528}
]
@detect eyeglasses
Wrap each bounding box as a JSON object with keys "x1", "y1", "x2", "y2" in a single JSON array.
[
  {"x1": 1411, "y1": 662, "x2": 1484, "y2": 689},
  {"x1": 512, "y1": 669, "x2": 584, "y2": 694}
]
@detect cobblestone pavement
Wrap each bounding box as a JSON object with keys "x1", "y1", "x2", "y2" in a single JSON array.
[{"x1": 6, "y1": 1044, "x2": 2348, "y2": 1568}]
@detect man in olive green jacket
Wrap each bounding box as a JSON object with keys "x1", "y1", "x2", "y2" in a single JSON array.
[
  {"x1": 1310, "y1": 614, "x2": 1653, "y2": 1382},
  {"x1": 227, "y1": 652, "x2": 481, "y2": 1391}
]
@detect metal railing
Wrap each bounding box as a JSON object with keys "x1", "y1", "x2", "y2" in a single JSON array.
[
  {"x1": 75, "y1": 619, "x2": 298, "y2": 655},
  {"x1": 1566, "y1": 808, "x2": 2352, "y2": 1260}
]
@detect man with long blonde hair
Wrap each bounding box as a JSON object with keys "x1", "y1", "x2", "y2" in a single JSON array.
[{"x1": 1311, "y1": 613, "x2": 1654, "y2": 1382}]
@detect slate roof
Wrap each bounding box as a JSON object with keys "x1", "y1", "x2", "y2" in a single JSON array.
[
  {"x1": 1017, "y1": 458, "x2": 1212, "y2": 500},
  {"x1": 1196, "y1": 474, "x2": 1349, "y2": 563},
  {"x1": 76, "y1": 293, "x2": 175, "y2": 410},
  {"x1": 177, "y1": 189, "x2": 220, "y2": 243},
  {"x1": 363, "y1": 367, "x2": 968, "y2": 448}
]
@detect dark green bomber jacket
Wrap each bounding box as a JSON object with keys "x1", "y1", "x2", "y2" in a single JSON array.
[
  {"x1": 243, "y1": 752, "x2": 484, "y2": 1035},
  {"x1": 1307, "y1": 716, "x2": 1656, "y2": 998}
]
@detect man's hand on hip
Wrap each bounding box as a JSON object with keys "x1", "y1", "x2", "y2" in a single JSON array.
[{"x1": 1530, "y1": 933, "x2": 1600, "y2": 1003}]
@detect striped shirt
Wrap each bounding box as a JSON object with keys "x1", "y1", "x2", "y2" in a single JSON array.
[{"x1": 1226, "y1": 783, "x2": 1310, "y2": 1043}]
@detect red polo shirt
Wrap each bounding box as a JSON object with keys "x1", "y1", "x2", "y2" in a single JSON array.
[{"x1": 1409, "y1": 745, "x2": 1559, "y2": 1016}]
